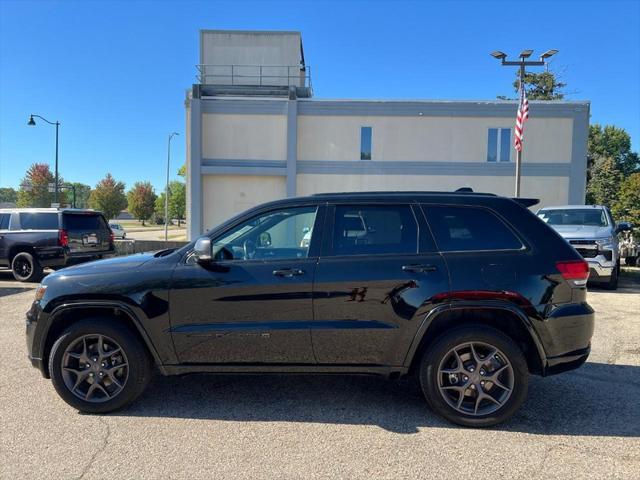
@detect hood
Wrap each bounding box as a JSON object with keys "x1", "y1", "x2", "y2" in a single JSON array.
[
  {"x1": 52, "y1": 252, "x2": 157, "y2": 277},
  {"x1": 548, "y1": 225, "x2": 612, "y2": 240}
]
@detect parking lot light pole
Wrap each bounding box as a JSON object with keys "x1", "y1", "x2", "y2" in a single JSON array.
[
  {"x1": 165, "y1": 132, "x2": 179, "y2": 242},
  {"x1": 28, "y1": 114, "x2": 61, "y2": 204},
  {"x1": 489, "y1": 49, "x2": 558, "y2": 197}
]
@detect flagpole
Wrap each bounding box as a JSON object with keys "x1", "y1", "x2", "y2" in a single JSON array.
[{"x1": 515, "y1": 63, "x2": 525, "y2": 197}]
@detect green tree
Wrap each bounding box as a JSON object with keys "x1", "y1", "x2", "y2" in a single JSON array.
[
  {"x1": 585, "y1": 157, "x2": 623, "y2": 206},
  {"x1": 68, "y1": 182, "x2": 92, "y2": 209},
  {"x1": 177, "y1": 164, "x2": 186, "y2": 177},
  {"x1": 168, "y1": 181, "x2": 186, "y2": 226},
  {"x1": 612, "y1": 173, "x2": 640, "y2": 231},
  {"x1": 0, "y1": 187, "x2": 17, "y2": 204},
  {"x1": 16, "y1": 163, "x2": 66, "y2": 207},
  {"x1": 588, "y1": 124, "x2": 639, "y2": 177},
  {"x1": 498, "y1": 70, "x2": 566, "y2": 100},
  {"x1": 154, "y1": 192, "x2": 166, "y2": 224},
  {"x1": 127, "y1": 182, "x2": 156, "y2": 226},
  {"x1": 89, "y1": 174, "x2": 127, "y2": 220}
]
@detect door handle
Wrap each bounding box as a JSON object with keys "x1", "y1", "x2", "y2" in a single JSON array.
[
  {"x1": 273, "y1": 268, "x2": 305, "y2": 277},
  {"x1": 402, "y1": 264, "x2": 437, "y2": 273}
]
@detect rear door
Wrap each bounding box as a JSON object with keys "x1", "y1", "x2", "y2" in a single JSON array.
[
  {"x1": 311, "y1": 203, "x2": 450, "y2": 366},
  {"x1": 63, "y1": 212, "x2": 112, "y2": 254}
]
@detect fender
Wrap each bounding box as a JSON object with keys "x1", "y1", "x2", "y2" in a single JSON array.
[
  {"x1": 402, "y1": 299, "x2": 548, "y2": 370},
  {"x1": 42, "y1": 300, "x2": 168, "y2": 370}
]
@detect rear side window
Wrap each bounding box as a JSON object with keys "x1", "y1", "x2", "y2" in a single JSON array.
[
  {"x1": 330, "y1": 205, "x2": 418, "y2": 256},
  {"x1": 0, "y1": 213, "x2": 10, "y2": 229},
  {"x1": 19, "y1": 212, "x2": 59, "y2": 230},
  {"x1": 423, "y1": 206, "x2": 523, "y2": 252},
  {"x1": 63, "y1": 214, "x2": 108, "y2": 231}
]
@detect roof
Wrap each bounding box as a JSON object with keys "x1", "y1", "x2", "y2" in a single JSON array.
[{"x1": 539, "y1": 205, "x2": 604, "y2": 210}]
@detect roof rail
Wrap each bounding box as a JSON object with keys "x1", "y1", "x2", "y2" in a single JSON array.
[{"x1": 311, "y1": 190, "x2": 497, "y2": 197}]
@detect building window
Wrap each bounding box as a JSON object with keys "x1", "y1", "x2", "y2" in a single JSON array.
[
  {"x1": 487, "y1": 128, "x2": 512, "y2": 162},
  {"x1": 360, "y1": 126, "x2": 372, "y2": 160}
]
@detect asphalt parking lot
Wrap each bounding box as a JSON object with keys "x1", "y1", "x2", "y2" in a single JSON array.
[{"x1": 1, "y1": 270, "x2": 639, "y2": 480}]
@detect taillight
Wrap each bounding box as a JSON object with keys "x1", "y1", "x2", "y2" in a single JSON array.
[
  {"x1": 58, "y1": 229, "x2": 69, "y2": 247},
  {"x1": 556, "y1": 260, "x2": 589, "y2": 286},
  {"x1": 109, "y1": 230, "x2": 115, "y2": 243}
]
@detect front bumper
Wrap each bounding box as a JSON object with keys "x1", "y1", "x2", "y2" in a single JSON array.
[
  {"x1": 26, "y1": 304, "x2": 49, "y2": 378},
  {"x1": 586, "y1": 257, "x2": 615, "y2": 281}
]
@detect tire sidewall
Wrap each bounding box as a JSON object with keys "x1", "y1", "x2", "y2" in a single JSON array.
[
  {"x1": 49, "y1": 319, "x2": 151, "y2": 413},
  {"x1": 11, "y1": 252, "x2": 42, "y2": 282},
  {"x1": 419, "y1": 325, "x2": 529, "y2": 428}
]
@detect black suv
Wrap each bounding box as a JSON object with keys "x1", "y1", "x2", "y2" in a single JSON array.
[
  {"x1": 0, "y1": 208, "x2": 114, "y2": 282},
  {"x1": 26, "y1": 192, "x2": 594, "y2": 427}
]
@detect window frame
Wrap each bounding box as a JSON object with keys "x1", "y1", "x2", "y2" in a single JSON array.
[
  {"x1": 321, "y1": 203, "x2": 421, "y2": 258},
  {"x1": 420, "y1": 204, "x2": 528, "y2": 254},
  {"x1": 487, "y1": 127, "x2": 513, "y2": 163}
]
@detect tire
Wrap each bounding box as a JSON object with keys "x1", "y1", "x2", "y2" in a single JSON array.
[
  {"x1": 419, "y1": 325, "x2": 528, "y2": 427},
  {"x1": 625, "y1": 256, "x2": 637, "y2": 267},
  {"x1": 604, "y1": 263, "x2": 619, "y2": 290},
  {"x1": 11, "y1": 251, "x2": 43, "y2": 282},
  {"x1": 48, "y1": 318, "x2": 152, "y2": 413}
]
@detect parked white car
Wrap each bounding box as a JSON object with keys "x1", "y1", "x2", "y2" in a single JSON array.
[{"x1": 109, "y1": 223, "x2": 126, "y2": 239}]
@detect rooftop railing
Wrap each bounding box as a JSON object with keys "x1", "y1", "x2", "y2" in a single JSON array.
[{"x1": 196, "y1": 64, "x2": 312, "y2": 89}]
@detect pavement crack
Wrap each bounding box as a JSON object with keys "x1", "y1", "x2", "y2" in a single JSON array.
[{"x1": 75, "y1": 417, "x2": 111, "y2": 480}]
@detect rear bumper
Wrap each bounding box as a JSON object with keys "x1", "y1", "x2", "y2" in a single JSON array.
[
  {"x1": 37, "y1": 248, "x2": 115, "y2": 268},
  {"x1": 538, "y1": 302, "x2": 594, "y2": 376}
]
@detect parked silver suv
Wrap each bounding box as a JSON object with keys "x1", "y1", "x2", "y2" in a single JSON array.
[{"x1": 537, "y1": 205, "x2": 632, "y2": 289}]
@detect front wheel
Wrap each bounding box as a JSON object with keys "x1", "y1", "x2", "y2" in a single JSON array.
[
  {"x1": 49, "y1": 319, "x2": 152, "y2": 413},
  {"x1": 419, "y1": 325, "x2": 528, "y2": 427},
  {"x1": 604, "y1": 263, "x2": 619, "y2": 290}
]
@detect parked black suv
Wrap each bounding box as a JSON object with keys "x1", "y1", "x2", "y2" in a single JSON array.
[
  {"x1": 0, "y1": 208, "x2": 114, "y2": 282},
  {"x1": 26, "y1": 192, "x2": 594, "y2": 426}
]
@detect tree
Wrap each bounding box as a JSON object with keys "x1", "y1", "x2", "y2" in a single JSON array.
[
  {"x1": 0, "y1": 187, "x2": 17, "y2": 204},
  {"x1": 154, "y1": 192, "x2": 166, "y2": 224},
  {"x1": 89, "y1": 174, "x2": 127, "y2": 220},
  {"x1": 612, "y1": 173, "x2": 640, "y2": 231},
  {"x1": 177, "y1": 164, "x2": 186, "y2": 177},
  {"x1": 588, "y1": 124, "x2": 639, "y2": 177},
  {"x1": 168, "y1": 181, "x2": 186, "y2": 226},
  {"x1": 68, "y1": 182, "x2": 92, "y2": 209},
  {"x1": 127, "y1": 182, "x2": 156, "y2": 226},
  {"x1": 585, "y1": 156, "x2": 623, "y2": 206},
  {"x1": 498, "y1": 70, "x2": 567, "y2": 101},
  {"x1": 16, "y1": 163, "x2": 66, "y2": 207}
]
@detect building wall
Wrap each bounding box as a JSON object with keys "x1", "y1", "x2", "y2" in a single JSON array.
[{"x1": 187, "y1": 97, "x2": 589, "y2": 239}]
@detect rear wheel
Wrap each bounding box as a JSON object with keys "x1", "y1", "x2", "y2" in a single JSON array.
[
  {"x1": 419, "y1": 325, "x2": 528, "y2": 427},
  {"x1": 11, "y1": 252, "x2": 43, "y2": 282},
  {"x1": 49, "y1": 318, "x2": 152, "y2": 413}
]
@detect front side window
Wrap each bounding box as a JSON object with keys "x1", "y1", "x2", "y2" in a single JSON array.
[
  {"x1": 487, "y1": 128, "x2": 512, "y2": 162},
  {"x1": 424, "y1": 206, "x2": 523, "y2": 252},
  {"x1": 330, "y1": 205, "x2": 418, "y2": 256},
  {"x1": 212, "y1": 206, "x2": 318, "y2": 261},
  {"x1": 19, "y1": 212, "x2": 59, "y2": 230},
  {"x1": 360, "y1": 126, "x2": 372, "y2": 160},
  {"x1": 537, "y1": 209, "x2": 609, "y2": 227}
]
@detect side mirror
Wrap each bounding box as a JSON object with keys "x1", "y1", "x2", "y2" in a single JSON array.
[
  {"x1": 616, "y1": 222, "x2": 632, "y2": 234},
  {"x1": 193, "y1": 236, "x2": 213, "y2": 263}
]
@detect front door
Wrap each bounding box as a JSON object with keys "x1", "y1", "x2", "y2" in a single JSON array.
[
  {"x1": 169, "y1": 204, "x2": 323, "y2": 364},
  {"x1": 312, "y1": 204, "x2": 450, "y2": 366}
]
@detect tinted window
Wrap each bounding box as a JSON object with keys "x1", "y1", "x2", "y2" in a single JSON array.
[
  {"x1": 19, "y1": 212, "x2": 59, "y2": 230},
  {"x1": 0, "y1": 213, "x2": 10, "y2": 230},
  {"x1": 331, "y1": 205, "x2": 417, "y2": 256},
  {"x1": 360, "y1": 126, "x2": 372, "y2": 160},
  {"x1": 424, "y1": 206, "x2": 522, "y2": 251},
  {"x1": 487, "y1": 128, "x2": 512, "y2": 162},
  {"x1": 64, "y1": 214, "x2": 108, "y2": 231},
  {"x1": 537, "y1": 209, "x2": 608, "y2": 227}
]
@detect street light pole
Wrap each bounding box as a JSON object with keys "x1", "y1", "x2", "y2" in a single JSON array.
[
  {"x1": 489, "y1": 49, "x2": 558, "y2": 197},
  {"x1": 28, "y1": 114, "x2": 61, "y2": 204},
  {"x1": 165, "y1": 132, "x2": 179, "y2": 242}
]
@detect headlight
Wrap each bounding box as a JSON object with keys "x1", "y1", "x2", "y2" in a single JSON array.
[
  {"x1": 595, "y1": 236, "x2": 614, "y2": 247},
  {"x1": 34, "y1": 285, "x2": 47, "y2": 302}
]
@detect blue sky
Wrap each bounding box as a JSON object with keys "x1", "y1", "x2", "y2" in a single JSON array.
[{"x1": 1, "y1": 0, "x2": 639, "y2": 191}]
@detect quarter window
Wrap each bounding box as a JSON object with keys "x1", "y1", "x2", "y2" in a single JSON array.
[
  {"x1": 423, "y1": 206, "x2": 522, "y2": 252},
  {"x1": 360, "y1": 126, "x2": 372, "y2": 160},
  {"x1": 330, "y1": 205, "x2": 418, "y2": 256},
  {"x1": 19, "y1": 212, "x2": 59, "y2": 230},
  {"x1": 487, "y1": 128, "x2": 512, "y2": 162}
]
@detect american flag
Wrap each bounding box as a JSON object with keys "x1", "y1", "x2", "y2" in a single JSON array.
[{"x1": 514, "y1": 82, "x2": 529, "y2": 152}]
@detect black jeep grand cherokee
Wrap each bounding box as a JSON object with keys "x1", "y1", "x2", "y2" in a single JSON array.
[{"x1": 26, "y1": 192, "x2": 594, "y2": 427}]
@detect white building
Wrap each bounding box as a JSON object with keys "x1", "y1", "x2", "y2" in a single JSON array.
[{"x1": 185, "y1": 30, "x2": 589, "y2": 240}]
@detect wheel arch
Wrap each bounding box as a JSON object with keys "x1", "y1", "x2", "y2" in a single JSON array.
[
  {"x1": 41, "y1": 302, "x2": 163, "y2": 378},
  {"x1": 8, "y1": 244, "x2": 36, "y2": 263},
  {"x1": 404, "y1": 304, "x2": 546, "y2": 376}
]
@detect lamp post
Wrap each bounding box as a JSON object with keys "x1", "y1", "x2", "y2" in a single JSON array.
[
  {"x1": 28, "y1": 114, "x2": 61, "y2": 205},
  {"x1": 489, "y1": 49, "x2": 558, "y2": 197},
  {"x1": 165, "y1": 132, "x2": 179, "y2": 242}
]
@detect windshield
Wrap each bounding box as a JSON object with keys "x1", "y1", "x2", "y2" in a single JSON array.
[{"x1": 538, "y1": 209, "x2": 609, "y2": 227}]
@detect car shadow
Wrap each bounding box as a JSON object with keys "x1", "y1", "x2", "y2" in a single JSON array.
[{"x1": 113, "y1": 361, "x2": 640, "y2": 437}]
